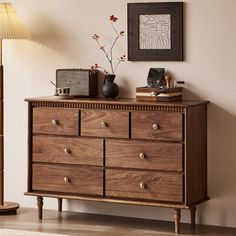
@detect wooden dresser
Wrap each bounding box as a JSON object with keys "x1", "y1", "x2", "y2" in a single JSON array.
[{"x1": 25, "y1": 97, "x2": 208, "y2": 233}]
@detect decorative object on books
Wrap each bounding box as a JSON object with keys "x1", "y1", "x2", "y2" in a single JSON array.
[
  {"x1": 147, "y1": 68, "x2": 165, "y2": 88},
  {"x1": 56, "y1": 69, "x2": 98, "y2": 97},
  {"x1": 91, "y1": 15, "x2": 125, "y2": 98},
  {"x1": 164, "y1": 75, "x2": 172, "y2": 88},
  {"x1": 128, "y1": 2, "x2": 183, "y2": 61},
  {"x1": 136, "y1": 86, "x2": 182, "y2": 102},
  {"x1": 0, "y1": 2, "x2": 29, "y2": 214}
]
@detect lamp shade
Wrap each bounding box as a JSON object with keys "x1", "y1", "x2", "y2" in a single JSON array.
[{"x1": 0, "y1": 2, "x2": 28, "y2": 39}]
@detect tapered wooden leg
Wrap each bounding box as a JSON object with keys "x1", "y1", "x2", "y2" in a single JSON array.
[
  {"x1": 190, "y1": 206, "x2": 196, "y2": 229},
  {"x1": 174, "y1": 208, "x2": 181, "y2": 234},
  {"x1": 58, "y1": 198, "x2": 62, "y2": 212},
  {"x1": 37, "y1": 196, "x2": 43, "y2": 220}
]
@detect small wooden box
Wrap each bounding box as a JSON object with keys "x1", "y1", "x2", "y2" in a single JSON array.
[
  {"x1": 56, "y1": 69, "x2": 98, "y2": 97},
  {"x1": 136, "y1": 86, "x2": 182, "y2": 102}
]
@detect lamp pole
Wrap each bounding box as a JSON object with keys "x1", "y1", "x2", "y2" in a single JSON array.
[
  {"x1": 0, "y1": 2, "x2": 28, "y2": 214},
  {"x1": 0, "y1": 39, "x2": 3, "y2": 206},
  {"x1": 0, "y1": 38, "x2": 19, "y2": 214}
]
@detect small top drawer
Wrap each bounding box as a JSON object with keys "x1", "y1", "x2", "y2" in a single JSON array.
[
  {"x1": 131, "y1": 111, "x2": 183, "y2": 141},
  {"x1": 81, "y1": 110, "x2": 129, "y2": 139},
  {"x1": 33, "y1": 108, "x2": 79, "y2": 136}
]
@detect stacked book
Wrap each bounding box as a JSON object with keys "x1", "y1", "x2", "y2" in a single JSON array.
[{"x1": 136, "y1": 86, "x2": 182, "y2": 102}]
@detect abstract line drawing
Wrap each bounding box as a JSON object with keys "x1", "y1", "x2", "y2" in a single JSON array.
[{"x1": 139, "y1": 14, "x2": 171, "y2": 49}]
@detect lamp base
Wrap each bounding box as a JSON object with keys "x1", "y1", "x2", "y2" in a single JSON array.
[{"x1": 0, "y1": 202, "x2": 20, "y2": 214}]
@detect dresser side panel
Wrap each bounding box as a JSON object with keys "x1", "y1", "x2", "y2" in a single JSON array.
[{"x1": 186, "y1": 104, "x2": 208, "y2": 204}]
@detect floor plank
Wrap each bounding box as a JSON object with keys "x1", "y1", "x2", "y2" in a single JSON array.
[{"x1": 0, "y1": 208, "x2": 235, "y2": 236}]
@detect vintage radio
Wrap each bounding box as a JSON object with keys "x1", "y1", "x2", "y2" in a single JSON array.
[{"x1": 56, "y1": 69, "x2": 98, "y2": 97}]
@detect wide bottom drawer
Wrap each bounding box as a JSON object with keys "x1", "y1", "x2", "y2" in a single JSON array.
[
  {"x1": 106, "y1": 169, "x2": 183, "y2": 202},
  {"x1": 32, "y1": 164, "x2": 103, "y2": 196}
]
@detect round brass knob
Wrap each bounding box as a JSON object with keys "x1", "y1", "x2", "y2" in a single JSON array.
[
  {"x1": 101, "y1": 121, "x2": 107, "y2": 128},
  {"x1": 51, "y1": 119, "x2": 58, "y2": 125},
  {"x1": 152, "y1": 123, "x2": 159, "y2": 130},
  {"x1": 64, "y1": 177, "x2": 70, "y2": 183},
  {"x1": 64, "y1": 148, "x2": 70, "y2": 154},
  {"x1": 139, "y1": 153, "x2": 145, "y2": 160},
  {"x1": 139, "y1": 182, "x2": 146, "y2": 190}
]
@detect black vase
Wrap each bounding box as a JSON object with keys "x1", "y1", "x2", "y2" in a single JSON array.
[{"x1": 102, "y1": 74, "x2": 119, "y2": 99}]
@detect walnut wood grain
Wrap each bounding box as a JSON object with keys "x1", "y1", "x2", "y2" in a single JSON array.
[
  {"x1": 131, "y1": 111, "x2": 183, "y2": 141},
  {"x1": 81, "y1": 110, "x2": 129, "y2": 138},
  {"x1": 106, "y1": 169, "x2": 183, "y2": 202},
  {"x1": 33, "y1": 136, "x2": 103, "y2": 166},
  {"x1": 32, "y1": 164, "x2": 103, "y2": 196},
  {"x1": 25, "y1": 192, "x2": 191, "y2": 209},
  {"x1": 27, "y1": 103, "x2": 33, "y2": 192},
  {"x1": 106, "y1": 140, "x2": 183, "y2": 171},
  {"x1": 33, "y1": 108, "x2": 79, "y2": 136},
  {"x1": 25, "y1": 98, "x2": 209, "y2": 234},
  {"x1": 185, "y1": 104, "x2": 208, "y2": 204}
]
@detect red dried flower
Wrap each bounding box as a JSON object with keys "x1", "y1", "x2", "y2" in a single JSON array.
[
  {"x1": 120, "y1": 31, "x2": 124, "y2": 36},
  {"x1": 92, "y1": 15, "x2": 125, "y2": 74},
  {"x1": 92, "y1": 34, "x2": 99, "y2": 40},
  {"x1": 110, "y1": 15, "x2": 118, "y2": 22}
]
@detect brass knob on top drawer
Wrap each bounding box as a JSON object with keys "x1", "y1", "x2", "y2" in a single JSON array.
[
  {"x1": 139, "y1": 182, "x2": 146, "y2": 190},
  {"x1": 139, "y1": 153, "x2": 145, "y2": 160},
  {"x1": 101, "y1": 121, "x2": 107, "y2": 128},
  {"x1": 64, "y1": 148, "x2": 70, "y2": 154},
  {"x1": 152, "y1": 123, "x2": 160, "y2": 130},
  {"x1": 64, "y1": 177, "x2": 70, "y2": 183},
  {"x1": 51, "y1": 119, "x2": 59, "y2": 125}
]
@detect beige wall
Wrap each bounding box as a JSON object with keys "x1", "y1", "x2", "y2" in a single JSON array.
[{"x1": 3, "y1": 0, "x2": 236, "y2": 228}]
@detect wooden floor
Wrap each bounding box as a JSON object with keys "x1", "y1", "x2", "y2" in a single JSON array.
[{"x1": 0, "y1": 208, "x2": 235, "y2": 236}]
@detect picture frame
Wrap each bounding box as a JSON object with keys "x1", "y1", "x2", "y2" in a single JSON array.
[{"x1": 128, "y1": 2, "x2": 183, "y2": 61}]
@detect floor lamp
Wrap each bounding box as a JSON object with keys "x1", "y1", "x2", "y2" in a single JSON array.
[{"x1": 0, "y1": 2, "x2": 28, "y2": 214}]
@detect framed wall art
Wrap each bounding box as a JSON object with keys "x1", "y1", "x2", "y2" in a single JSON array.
[{"x1": 128, "y1": 2, "x2": 183, "y2": 61}]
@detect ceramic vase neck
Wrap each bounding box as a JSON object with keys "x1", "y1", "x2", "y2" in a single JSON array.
[{"x1": 104, "y1": 74, "x2": 116, "y2": 83}]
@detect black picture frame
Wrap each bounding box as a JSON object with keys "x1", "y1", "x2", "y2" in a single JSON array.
[{"x1": 128, "y1": 2, "x2": 183, "y2": 61}]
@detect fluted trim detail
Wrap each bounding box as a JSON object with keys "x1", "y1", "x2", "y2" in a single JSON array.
[{"x1": 30, "y1": 101, "x2": 185, "y2": 112}]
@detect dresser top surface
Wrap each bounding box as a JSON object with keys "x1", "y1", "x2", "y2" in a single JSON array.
[{"x1": 25, "y1": 97, "x2": 208, "y2": 107}]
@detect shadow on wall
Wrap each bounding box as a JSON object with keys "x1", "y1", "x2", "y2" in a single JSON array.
[
  {"x1": 183, "y1": 87, "x2": 236, "y2": 226},
  {"x1": 197, "y1": 102, "x2": 236, "y2": 226},
  {"x1": 29, "y1": 13, "x2": 79, "y2": 60}
]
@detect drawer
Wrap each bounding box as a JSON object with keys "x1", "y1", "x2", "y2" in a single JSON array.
[
  {"x1": 131, "y1": 111, "x2": 183, "y2": 141},
  {"x1": 106, "y1": 140, "x2": 183, "y2": 171},
  {"x1": 106, "y1": 169, "x2": 183, "y2": 202},
  {"x1": 33, "y1": 108, "x2": 79, "y2": 136},
  {"x1": 32, "y1": 164, "x2": 103, "y2": 195},
  {"x1": 81, "y1": 110, "x2": 129, "y2": 138},
  {"x1": 33, "y1": 136, "x2": 103, "y2": 166}
]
